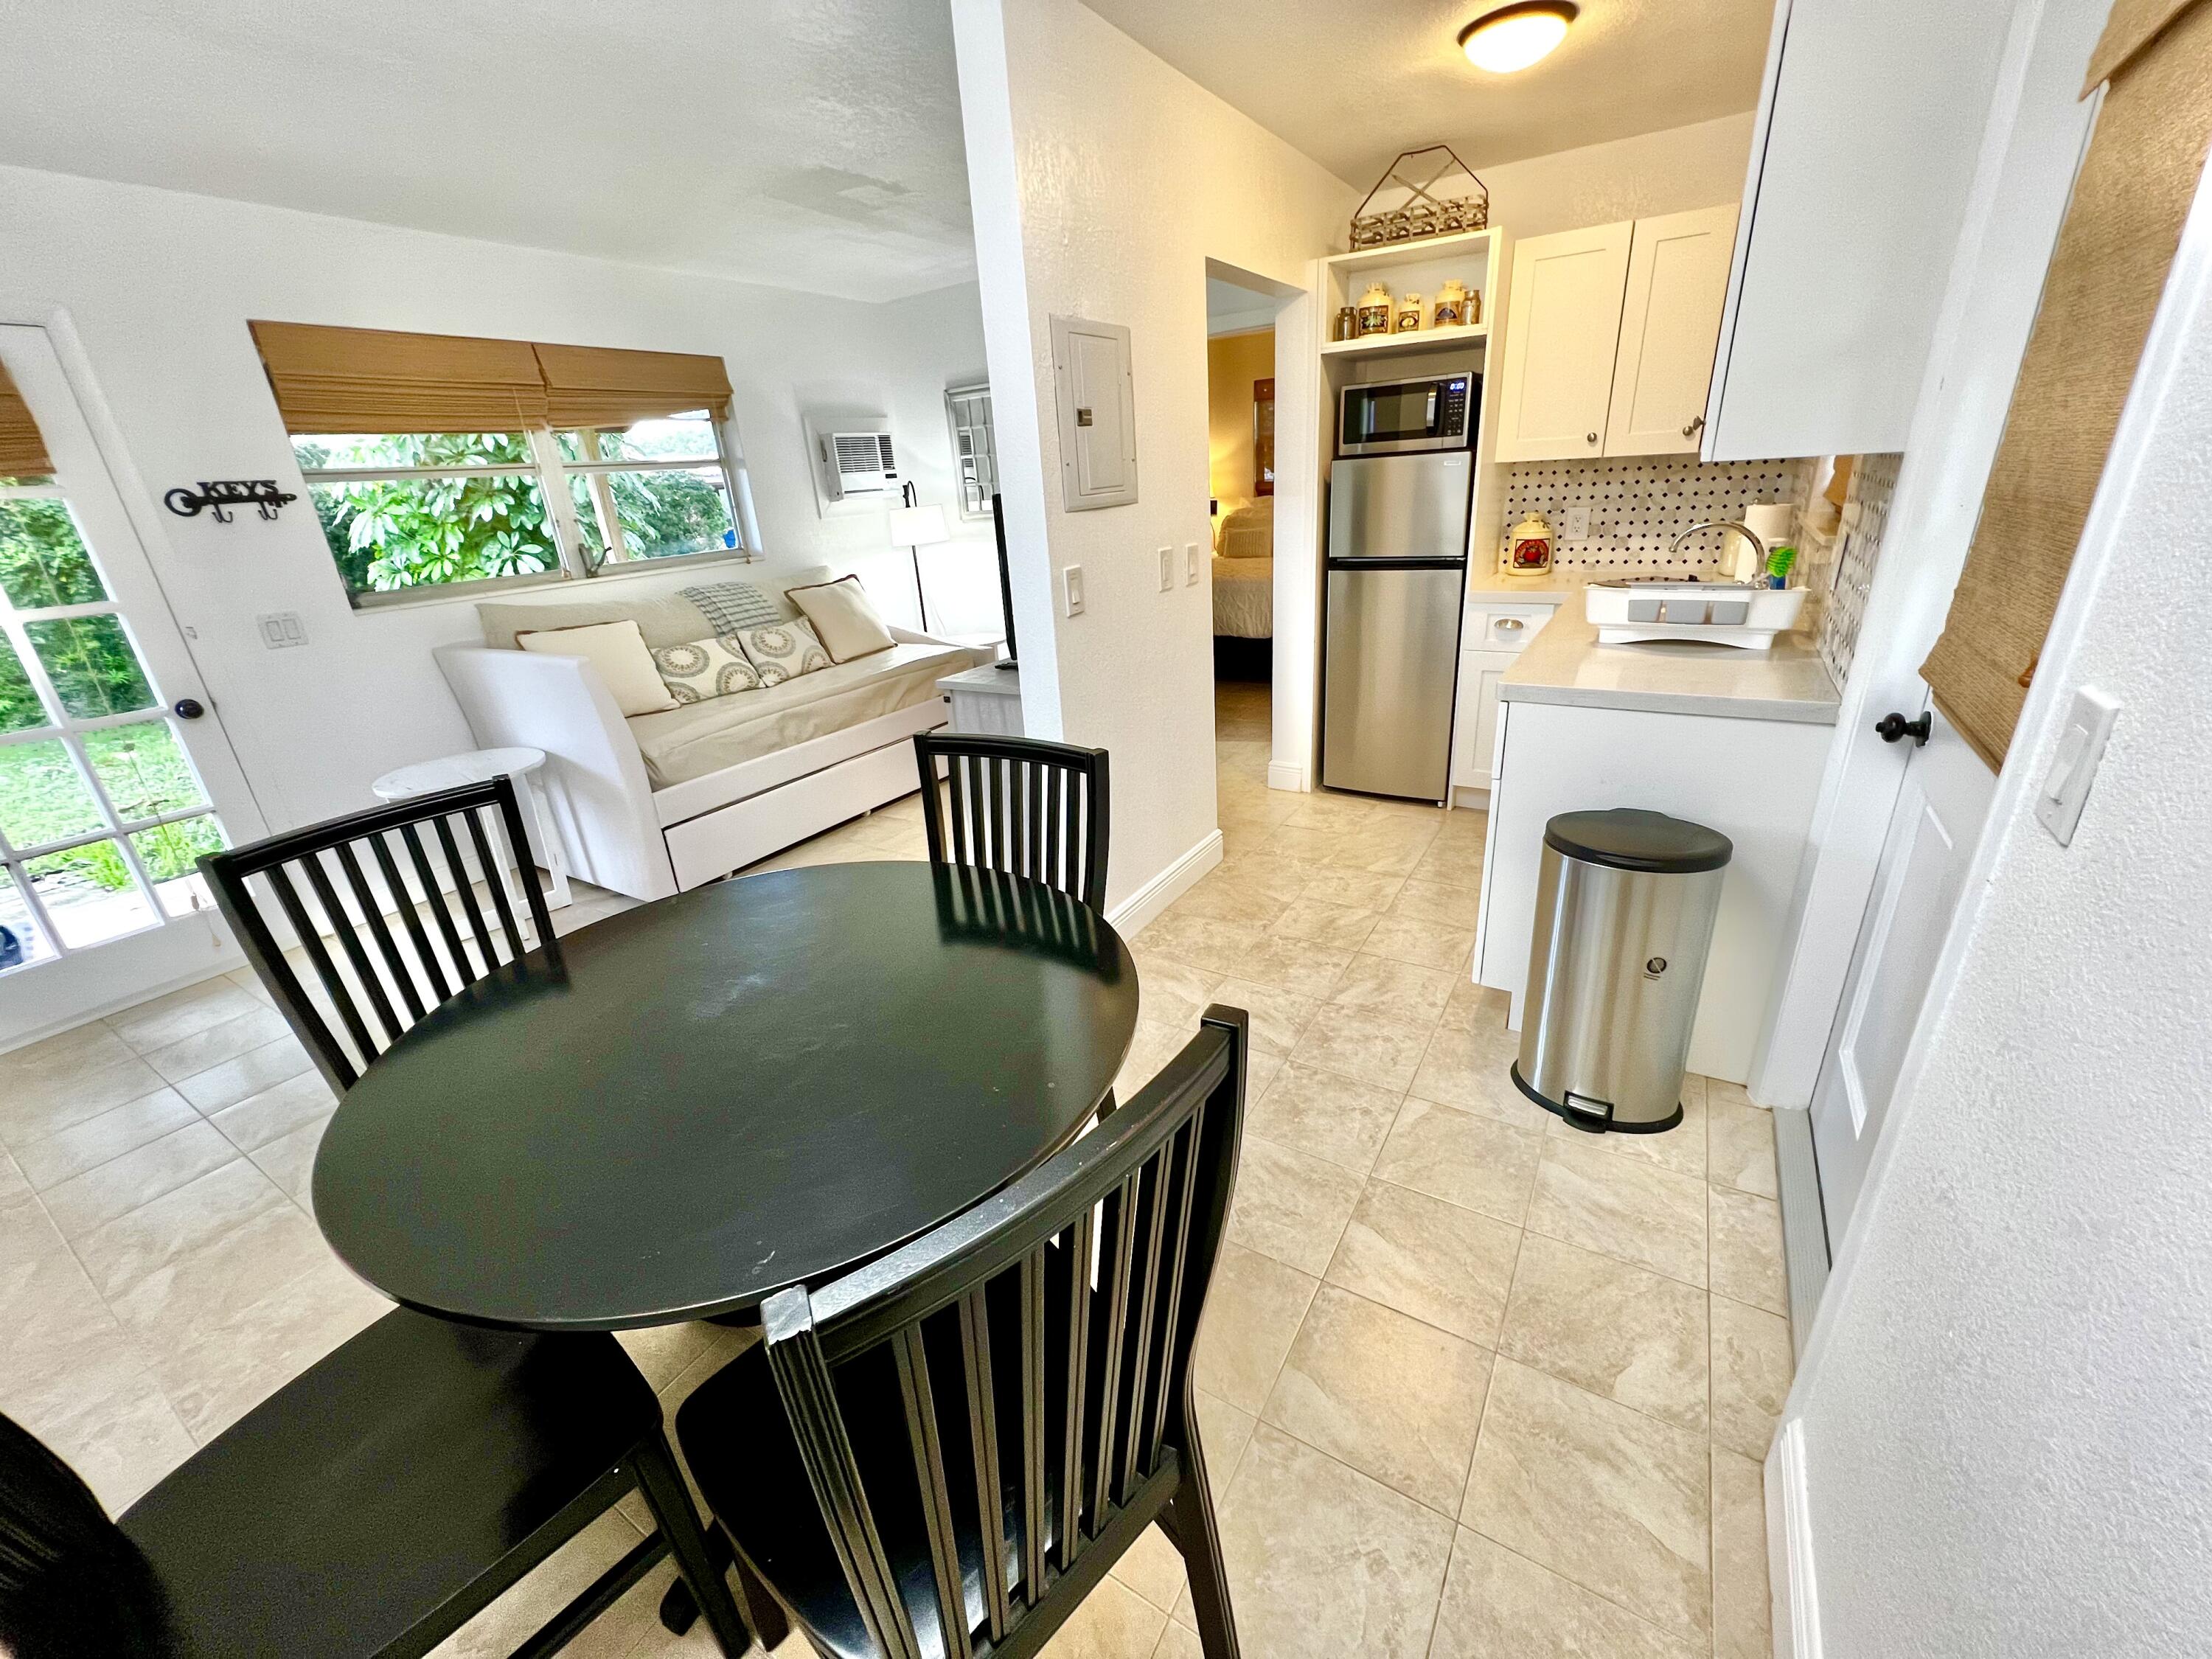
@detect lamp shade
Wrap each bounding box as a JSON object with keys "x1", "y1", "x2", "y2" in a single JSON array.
[{"x1": 888, "y1": 503, "x2": 950, "y2": 549}]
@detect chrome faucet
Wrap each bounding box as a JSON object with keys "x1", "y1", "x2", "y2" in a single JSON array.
[{"x1": 1666, "y1": 520, "x2": 1766, "y2": 581}]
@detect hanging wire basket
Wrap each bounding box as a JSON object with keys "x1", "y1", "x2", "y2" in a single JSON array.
[{"x1": 1349, "y1": 145, "x2": 1490, "y2": 248}]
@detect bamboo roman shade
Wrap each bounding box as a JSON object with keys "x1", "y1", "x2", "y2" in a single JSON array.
[
  {"x1": 0, "y1": 362, "x2": 54, "y2": 479},
  {"x1": 248, "y1": 322, "x2": 731, "y2": 436},
  {"x1": 1921, "y1": 0, "x2": 2212, "y2": 768}
]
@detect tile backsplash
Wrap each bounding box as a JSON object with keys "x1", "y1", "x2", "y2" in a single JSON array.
[
  {"x1": 1498, "y1": 456, "x2": 1813, "y2": 578},
  {"x1": 1814, "y1": 452, "x2": 1902, "y2": 687}
]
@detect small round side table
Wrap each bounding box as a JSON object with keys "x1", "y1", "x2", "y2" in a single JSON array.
[{"x1": 371, "y1": 745, "x2": 571, "y2": 909}]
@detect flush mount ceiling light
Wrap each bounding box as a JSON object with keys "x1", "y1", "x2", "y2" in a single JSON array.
[{"x1": 1458, "y1": 1, "x2": 1578, "y2": 73}]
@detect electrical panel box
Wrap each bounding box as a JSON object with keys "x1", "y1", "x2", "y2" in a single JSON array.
[{"x1": 1048, "y1": 315, "x2": 1138, "y2": 512}]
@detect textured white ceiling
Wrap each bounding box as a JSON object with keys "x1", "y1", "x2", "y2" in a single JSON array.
[
  {"x1": 1080, "y1": 0, "x2": 1774, "y2": 187},
  {"x1": 0, "y1": 0, "x2": 978, "y2": 301}
]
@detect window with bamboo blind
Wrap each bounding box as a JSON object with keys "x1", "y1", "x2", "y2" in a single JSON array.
[
  {"x1": 1921, "y1": 0, "x2": 2212, "y2": 768},
  {"x1": 247, "y1": 322, "x2": 744, "y2": 604},
  {"x1": 0, "y1": 364, "x2": 54, "y2": 482}
]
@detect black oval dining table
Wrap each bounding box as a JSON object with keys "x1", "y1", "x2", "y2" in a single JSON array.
[{"x1": 311, "y1": 860, "x2": 1138, "y2": 1333}]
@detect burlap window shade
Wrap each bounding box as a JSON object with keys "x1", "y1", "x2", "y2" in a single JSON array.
[
  {"x1": 0, "y1": 362, "x2": 54, "y2": 478},
  {"x1": 1921, "y1": 0, "x2": 2212, "y2": 769},
  {"x1": 248, "y1": 322, "x2": 731, "y2": 436}
]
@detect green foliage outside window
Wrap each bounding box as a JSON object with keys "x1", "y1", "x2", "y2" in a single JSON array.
[{"x1": 298, "y1": 434, "x2": 556, "y2": 596}]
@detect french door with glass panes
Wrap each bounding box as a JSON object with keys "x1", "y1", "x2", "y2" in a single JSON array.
[{"x1": 0, "y1": 324, "x2": 264, "y2": 1046}]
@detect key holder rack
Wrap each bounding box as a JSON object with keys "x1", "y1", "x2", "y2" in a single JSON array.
[{"x1": 163, "y1": 479, "x2": 298, "y2": 523}]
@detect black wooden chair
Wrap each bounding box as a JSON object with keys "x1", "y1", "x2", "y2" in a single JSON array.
[
  {"x1": 913, "y1": 733, "x2": 1110, "y2": 911},
  {"x1": 674, "y1": 1006, "x2": 1251, "y2": 1659},
  {"x1": 0, "y1": 1312, "x2": 753, "y2": 1658},
  {"x1": 199, "y1": 776, "x2": 556, "y2": 1094}
]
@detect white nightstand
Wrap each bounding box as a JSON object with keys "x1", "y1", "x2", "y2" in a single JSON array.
[{"x1": 937, "y1": 664, "x2": 1024, "y2": 737}]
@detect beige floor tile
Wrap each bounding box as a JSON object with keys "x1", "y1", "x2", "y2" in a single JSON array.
[
  {"x1": 1176, "y1": 872, "x2": 1298, "y2": 928},
  {"x1": 1385, "y1": 879, "x2": 1484, "y2": 929},
  {"x1": 0, "y1": 1152, "x2": 24, "y2": 1203},
  {"x1": 142, "y1": 1005, "x2": 296, "y2": 1086},
  {"x1": 1429, "y1": 1528, "x2": 1703, "y2": 1659},
  {"x1": 1205, "y1": 977, "x2": 1315, "y2": 1057},
  {"x1": 1132, "y1": 952, "x2": 1224, "y2": 1027},
  {"x1": 1548, "y1": 1075, "x2": 1707, "y2": 1178},
  {"x1": 1194, "y1": 1244, "x2": 1318, "y2": 1413},
  {"x1": 1711, "y1": 1447, "x2": 1772, "y2": 1659},
  {"x1": 1327, "y1": 824, "x2": 1438, "y2": 879},
  {"x1": 615, "y1": 1320, "x2": 738, "y2": 1394},
  {"x1": 249, "y1": 1113, "x2": 335, "y2": 1200},
  {"x1": 72, "y1": 1156, "x2": 292, "y2": 1300},
  {"x1": 105, "y1": 978, "x2": 262, "y2": 1054},
  {"x1": 428, "y1": 1508, "x2": 649, "y2": 1659},
  {"x1": 1324, "y1": 1180, "x2": 1522, "y2": 1346},
  {"x1": 1245, "y1": 1062, "x2": 1403, "y2": 1174},
  {"x1": 1211, "y1": 852, "x2": 1318, "y2": 905},
  {"x1": 105, "y1": 1200, "x2": 343, "y2": 1357},
  {"x1": 1226, "y1": 1135, "x2": 1364, "y2": 1276},
  {"x1": 1436, "y1": 978, "x2": 1511, "y2": 1034},
  {"x1": 1211, "y1": 1423, "x2": 1455, "y2": 1659},
  {"x1": 1526, "y1": 1134, "x2": 1708, "y2": 1288},
  {"x1": 1038, "y1": 1575, "x2": 1166, "y2": 1659},
  {"x1": 1710, "y1": 1295, "x2": 1792, "y2": 1459},
  {"x1": 1226, "y1": 933, "x2": 1356, "y2": 1001},
  {"x1": 225, "y1": 964, "x2": 278, "y2": 1003},
  {"x1": 0, "y1": 1050, "x2": 170, "y2": 1149},
  {"x1": 1409, "y1": 1020, "x2": 1548, "y2": 1131},
  {"x1": 1708, "y1": 1186, "x2": 1787, "y2": 1315},
  {"x1": 1193, "y1": 1388, "x2": 1258, "y2": 1489},
  {"x1": 1262, "y1": 1284, "x2": 1492, "y2": 1514},
  {"x1": 1286, "y1": 1004, "x2": 1431, "y2": 1093},
  {"x1": 173, "y1": 1035, "x2": 314, "y2": 1113},
  {"x1": 1707, "y1": 1088, "x2": 1779, "y2": 1198},
  {"x1": 1359, "y1": 914, "x2": 1475, "y2": 973},
  {"x1": 1372, "y1": 1099, "x2": 1542, "y2": 1226},
  {"x1": 1270, "y1": 896, "x2": 1380, "y2": 950},
  {"x1": 0, "y1": 1017, "x2": 136, "y2": 1082},
  {"x1": 1137, "y1": 914, "x2": 1267, "y2": 981},
  {"x1": 209, "y1": 1068, "x2": 340, "y2": 1151},
  {"x1": 1462, "y1": 1359, "x2": 1711, "y2": 1642},
  {"x1": 1111, "y1": 1523, "x2": 1189, "y2": 1613},
  {"x1": 1298, "y1": 868, "x2": 1405, "y2": 911},
  {"x1": 41, "y1": 1121, "x2": 240, "y2": 1240},
  {"x1": 1331, "y1": 955, "x2": 1455, "y2": 1024},
  {"x1": 12, "y1": 1088, "x2": 195, "y2": 1192},
  {"x1": 1405, "y1": 844, "x2": 1486, "y2": 892},
  {"x1": 1150, "y1": 1621, "x2": 1202, "y2": 1659},
  {"x1": 1498, "y1": 1234, "x2": 1708, "y2": 1433}
]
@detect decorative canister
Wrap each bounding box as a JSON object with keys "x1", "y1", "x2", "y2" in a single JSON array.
[
  {"x1": 1507, "y1": 512, "x2": 1556, "y2": 574},
  {"x1": 1395, "y1": 293, "x2": 1424, "y2": 333},
  {"x1": 1433, "y1": 278, "x2": 1470, "y2": 328},
  {"x1": 1334, "y1": 305, "x2": 1358, "y2": 341},
  {"x1": 1466, "y1": 285, "x2": 1483, "y2": 326},
  {"x1": 1356, "y1": 282, "x2": 1394, "y2": 335}
]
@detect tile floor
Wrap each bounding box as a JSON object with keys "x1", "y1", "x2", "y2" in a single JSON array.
[{"x1": 0, "y1": 677, "x2": 1789, "y2": 1658}]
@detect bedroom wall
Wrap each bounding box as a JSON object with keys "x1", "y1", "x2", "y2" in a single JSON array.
[
  {"x1": 1206, "y1": 328, "x2": 1275, "y2": 518},
  {"x1": 0, "y1": 161, "x2": 992, "y2": 831}
]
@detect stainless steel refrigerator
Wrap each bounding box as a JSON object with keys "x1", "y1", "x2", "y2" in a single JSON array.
[{"x1": 1321, "y1": 451, "x2": 1472, "y2": 801}]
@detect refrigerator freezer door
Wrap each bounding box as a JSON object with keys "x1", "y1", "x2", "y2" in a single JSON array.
[
  {"x1": 1327, "y1": 451, "x2": 1474, "y2": 562},
  {"x1": 1322, "y1": 564, "x2": 1466, "y2": 800}
]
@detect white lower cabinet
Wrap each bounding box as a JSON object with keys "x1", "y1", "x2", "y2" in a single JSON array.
[{"x1": 1452, "y1": 600, "x2": 1559, "y2": 797}]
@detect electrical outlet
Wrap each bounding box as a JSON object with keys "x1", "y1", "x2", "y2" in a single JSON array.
[
  {"x1": 1158, "y1": 546, "x2": 1175, "y2": 592},
  {"x1": 1564, "y1": 506, "x2": 1591, "y2": 540},
  {"x1": 1185, "y1": 543, "x2": 1201, "y2": 585},
  {"x1": 257, "y1": 611, "x2": 307, "y2": 650},
  {"x1": 1062, "y1": 565, "x2": 1085, "y2": 617}
]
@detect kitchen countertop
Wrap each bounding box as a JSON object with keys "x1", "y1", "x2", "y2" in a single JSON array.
[
  {"x1": 1464, "y1": 573, "x2": 1576, "y2": 603},
  {"x1": 1499, "y1": 608, "x2": 1841, "y2": 724}
]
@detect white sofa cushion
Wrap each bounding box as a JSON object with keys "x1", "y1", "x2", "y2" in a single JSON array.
[
  {"x1": 517, "y1": 619, "x2": 677, "y2": 716},
  {"x1": 788, "y1": 574, "x2": 897, "y2": 663}
]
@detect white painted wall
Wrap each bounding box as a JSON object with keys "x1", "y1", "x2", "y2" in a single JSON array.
[
  {"x1": 0, "y1": 163, "x2": 993, "y2": 831},
  {"x1": 950, "y1": 0, "x2": 1353, "y2": 911},
  {"x1": 1478, "y1": 115, "x2": 1755, "y2": 240},
  {"x1": 1776, "y1": 149, "x2": 2212, "y2": 1659}
]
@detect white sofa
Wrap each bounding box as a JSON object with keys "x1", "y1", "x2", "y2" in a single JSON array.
[{"x1": 435, "y1": 565, "x2": 989, "y2": 900}]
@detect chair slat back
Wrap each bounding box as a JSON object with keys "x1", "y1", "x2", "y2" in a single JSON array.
[
  {"x1": 758, "y1": 1007, "x2": 1247, "y2": 1659},
  {"x1": 199, "y1": 777, "x2": 555, "y2": 1093},
  {"x1": 915, "y1": 734, "x2": 1110, "y2": 911}
]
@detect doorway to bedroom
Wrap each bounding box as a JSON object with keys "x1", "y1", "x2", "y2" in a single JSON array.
[{"x1": 1206, "y1": 274, "x2": 1275, "y2": 709}]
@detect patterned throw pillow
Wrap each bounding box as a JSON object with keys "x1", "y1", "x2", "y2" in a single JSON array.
[
  {"x1": 733, "y1": 619, "x2": 832, "y2": 687},
  {"x1": 650, "y1": 636, "x2": 763, "y2": 705},
  {"x1": 681, "y1": 580, "x2": 783, "y2": 636}
]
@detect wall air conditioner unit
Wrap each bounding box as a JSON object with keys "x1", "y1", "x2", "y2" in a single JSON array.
[{"x1": 820, "y1": 431, "x2": 900, "y2": 501}]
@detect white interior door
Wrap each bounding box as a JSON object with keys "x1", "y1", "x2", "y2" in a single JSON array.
[
  {"x1": 1605, "y1": 204, "x2": 1739, "y2": 456},
  {"x1": 1809, "y1": 699, "x2": 1994, "y2": 1240},
  {"x1": 1492, "y1": 221, "x2": 1632, "y2": 462},
  {"x1": 0, "y1": 324, "x2": 265, "y2": 1047}
]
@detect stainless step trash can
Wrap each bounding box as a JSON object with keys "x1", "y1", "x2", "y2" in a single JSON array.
[{"x1": 1514, "y1": 808, "x2": 1731, "y2": 1133}]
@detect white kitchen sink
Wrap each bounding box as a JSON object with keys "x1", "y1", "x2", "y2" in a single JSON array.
[{"x1": 1585, "y1": 580, "x2": 1808, "y2": 650}]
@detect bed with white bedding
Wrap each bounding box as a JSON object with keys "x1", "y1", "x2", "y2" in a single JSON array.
[{"x1": 1209, "y1": 554, "x2": 1273, "y2": 638}]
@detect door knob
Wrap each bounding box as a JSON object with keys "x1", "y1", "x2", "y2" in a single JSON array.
[
  {"x1": 1585, "y1": 431, "x2": 1599, "y2": 445},
  {"x1": 1874, "y1": 710, "x2": 1931, "y2": 745},
  {"x1": 173, "y1": 698, "x2": 206, "y2": 720},
  {"x1": 1682, "y1": 416, "x2": 1706, "y2": 439}
]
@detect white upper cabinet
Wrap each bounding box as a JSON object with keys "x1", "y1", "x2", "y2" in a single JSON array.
[
  {"x1": 1492, "y1": 222, "x2": 1632, "y2": 462},
  {"x1": 1702, "y1": 0, "x2": 2019, "y2": 460},
  {"x1": 1607, "y1": 205, "x2": 1740, "y2": 457}
]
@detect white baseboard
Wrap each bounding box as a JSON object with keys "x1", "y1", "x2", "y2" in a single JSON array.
[
  {"x1": 1107, "y1": 830, "x2": 1223, "y2": 940},
  {"x1": 1266, "y1": 761, "x2": 1309, "y2": 793},
  {"x1": 1768, "y1": 1419, "x2": 1823, "y2": 1659}
]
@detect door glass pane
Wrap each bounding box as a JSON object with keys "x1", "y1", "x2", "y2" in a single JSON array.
[
  {"x1": 0, "y1": 865, "x2": 51, "y2": 972},
  {"x1": 0, "y1": 498, "x2": 105, "y2": 609},
  {"x1": 82, "y1": 720, "x2": 208, "y2": 821},
  {"x1": 0, "y1": 738, "x2": 105, "y2": 848},
  {"x1": 0, "y1": 633, "x2": 49, "y2": 733},
  {"x1": 131, "y1": 815, "x2": 224, "y2": 917},
  {"x1": 597, "y1": 467, "x2": 737, "y2": 561},
  {"x1": 24, "y1": 841, "x2": 155, "y2": 948},
  {"x1": 24, "y1": 615, "x2": 155, "y2": 718}
]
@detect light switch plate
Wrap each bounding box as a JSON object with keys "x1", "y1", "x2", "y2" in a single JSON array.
[
  {"x1": 257, "y1": 611, "x2": 307, "y2": 650},
  {"x1": 1564, "y1": 506, "x2": 1591, "y2": 540},
  {"x1": 1185, "y1": 543, "x2": 1201, "y2": 585},
  {"x1": 1158, "y1": 546, "x2": 1174, "y2": 592},
  {"x1": 1062, "y1": 565, "x2": 1085, "y2": 617},
  {"x1": 2035, "y1": 685, "x2": 2120, "y2": 846}
]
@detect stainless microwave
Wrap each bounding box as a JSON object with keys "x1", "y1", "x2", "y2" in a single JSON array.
[{"x1": 1338, "y1": 373, "x2": 1477, "y2": 456}]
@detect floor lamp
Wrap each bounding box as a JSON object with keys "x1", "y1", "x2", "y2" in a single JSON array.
[{"x1": 887, "y1": 482, "x2": 950, "y2": 634}]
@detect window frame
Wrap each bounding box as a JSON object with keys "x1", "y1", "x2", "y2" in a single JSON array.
[
  {"x1": 296, "y1": 414, "x2": 754, "y2": 609},
  {"x1": 945, "y1": 383, "x2": 998, "y2": 522}
]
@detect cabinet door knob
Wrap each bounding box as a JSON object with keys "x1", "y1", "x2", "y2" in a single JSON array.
[
  {"x1": 1585, "y1": 431, "x2": 1599, "y2": 445},
  {"x1": 172, "y1": 698, "x2": 205, "y2": 720},
  {"x1": 1682, "y1": 415, "x2": 1706, "y2": 439},
  {"x1": 1496, "y1": 617, "x2": 1524, "y2": 631}
]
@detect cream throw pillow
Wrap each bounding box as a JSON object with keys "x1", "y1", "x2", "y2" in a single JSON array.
[
  {"x1": 650, "y1": 636, "x2": 762, "y2": 704},
  {"x1": 732, "y1": 618, "x2": 833, "y2": 687},
  {"x1": 517, "y1": 619, "x2": 678, "y2": 716},
  {"x1": 788, "y1": 575, "x2": 897, "y2": 662}
]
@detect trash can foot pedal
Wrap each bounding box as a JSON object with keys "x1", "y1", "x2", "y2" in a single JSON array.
[{"x1": 1512, "y1": 1062, "x2": 1683, "y2": 1135}]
